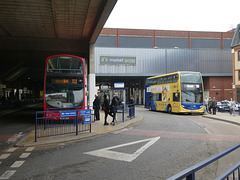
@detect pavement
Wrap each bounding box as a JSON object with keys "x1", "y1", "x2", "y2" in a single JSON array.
[
  {"x1": 15, "y1": 108, "x2": 240, "y2": 147},
  {"x1": 16, "y1": 110, "x2": 143, "y2": 147},
  {"x1": 202, "y1": 111, "x2": 240, "y2": 126}
]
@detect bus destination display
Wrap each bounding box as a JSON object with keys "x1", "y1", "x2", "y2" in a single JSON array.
[{"x1": 52, "y1": 78, "x2": 83, "y2": 85}]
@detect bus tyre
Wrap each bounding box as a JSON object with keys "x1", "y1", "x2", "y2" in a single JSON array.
[
  {"x1": 149, "y1": 104, "x2": 152, "y2": 111},
  {"x1": 167, "y1": 105, "x2": 172, "y2": 113}
]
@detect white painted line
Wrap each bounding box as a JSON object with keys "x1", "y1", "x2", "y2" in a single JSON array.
[
  {"x1": 19, "y1": 153, "x2": 30, "y2": 159},
  {"x1": 25, "y1": 147, "x2": 35, "y2": 152},
  {"x1": 7, "y1": 147, "x2": 18, "y2": 153},
  {"x1": 7, "y1": 134, "x2": 23, "y2": 144},
  {"x1": 84, "y1": 136, "x2": 160, "y2": 162},
  {"x1": 11, "y1": 161, "x2": 25, "y2": 168},
  {"x1": 0, "y1": 170, "x2": 16, "y2": 179},
  {"x1": 0, "y1": 154, "x2": 11, "y2": 160}
]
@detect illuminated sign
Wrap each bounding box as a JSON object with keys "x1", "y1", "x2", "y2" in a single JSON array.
[
  {"x1": 100, "y1": 56, "x2": 136, "y2": 65},
  {"x1": 53, "y1": 78, "x2": 82, "y2": 84},
  {"x1": 114, "y1": 83, "x2": 124, "y2": 88}
]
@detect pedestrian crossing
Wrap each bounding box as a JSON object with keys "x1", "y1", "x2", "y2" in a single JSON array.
[{"x1": 0, "y1": 146, "x2": 35, "y2": 179}]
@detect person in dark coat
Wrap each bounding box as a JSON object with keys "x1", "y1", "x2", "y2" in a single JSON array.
[
  {"x1": 93, "y1": 94, "x2": 100, "y2": 120},
  {"x1": 102, "y1": 94, "x2": 110, "y2": 125},
  {"x1": 129, "y1": 95, "x2": 134, "y2": 117},
  {"x1": 212, "y1": 97, "x2": 217, "y2": 115},
  {"x1": 109, "y1": 94, "x2": 118, "y2": 125}
]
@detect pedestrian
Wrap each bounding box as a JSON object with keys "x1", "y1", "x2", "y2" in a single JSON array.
[
  {"x1": 208, "y1": 97, "x2": 212, "y2": 114},
  {"x1": 229, "y1": 98, "x2": 236, "y2": 116},
  {"x1": 109, "y1": 94, "x2": 118, "y2": 125},
  {"x1": 204, "y1": 96, "x2": 209, "y2": 113},
  {"x1": 128, "y1": 95, "x2": 134, "y2": 117},
  {"x1": 102, "y1": 94, "x2": 110, "y2": 125},
  {"x1": 93, "y1": 94, "x2": 100, "y2": 121},
  {"x1": 212, "y1": 97, "x2": 217, "y2": 115}
]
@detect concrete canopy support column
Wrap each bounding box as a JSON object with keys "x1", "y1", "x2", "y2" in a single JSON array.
[
  {"x1": 89, "y1": 43, "x2": 96, "y2": 107},
  {"x1": 138, "y1": 89, "x2": 142, "y2": 105}
]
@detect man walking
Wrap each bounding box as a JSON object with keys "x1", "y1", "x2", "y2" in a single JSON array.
[
  {"x1": 212, "y1": 97, "x2": 217, "y2": 115},
  {"x1": 229, "y1": 98, "x2": 236, "y2": 116},
  {"x1": 109, "y1": 94, "x2": 118, "y2": 125}
]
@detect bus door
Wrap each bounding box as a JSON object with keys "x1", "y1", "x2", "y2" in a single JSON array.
[{"x1": 172, "y1": 92, "x2": 180, "y2": 112}]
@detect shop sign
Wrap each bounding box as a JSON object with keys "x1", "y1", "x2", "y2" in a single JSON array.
[{"x1": 100, "y1": 56, "x2": 136, "y2": 65}]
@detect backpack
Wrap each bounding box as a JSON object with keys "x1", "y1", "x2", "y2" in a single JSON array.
[{"x1": 115, "y1": 96, "x2": 122, "y2": 106}]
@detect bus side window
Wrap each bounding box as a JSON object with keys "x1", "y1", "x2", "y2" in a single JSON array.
[
  {"x1": 148, "y1": 94, "x2": 153, "y2": 101},
  {"x1": 173, "y1": 92, "x2": 180, "y2": 102},
  {"x1": 157, "y1": 93, "x2": 162, "y2": 101}
]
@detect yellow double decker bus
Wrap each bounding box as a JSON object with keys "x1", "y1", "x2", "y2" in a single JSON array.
[{"x1": 145, "y1": 71, "x2": 204, "y2": 114}]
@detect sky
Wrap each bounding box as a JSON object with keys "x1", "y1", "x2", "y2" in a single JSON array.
[{"x1": 104, "y1": 0, "x2": 240, "y2": 32}]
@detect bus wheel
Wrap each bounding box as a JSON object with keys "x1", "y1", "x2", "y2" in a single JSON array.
[
  {"x1": 149, "y1": 104, "x2": 152, "y2": 111},
  {"x1": 167, "y1": 105, "x2": 172, "y2": 113}
]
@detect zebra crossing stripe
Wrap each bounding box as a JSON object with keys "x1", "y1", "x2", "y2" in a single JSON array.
[
  {"x1": 0, "y1": 170, "x2": 16, "y2": 179},
  {"x1": 10, "y1": 161, "x2": 25, "y2": 168},
  {"x1": 0, "y1": 154, "x2": 10, "y2": 160},
  {"x1": 7, "y1": 147, "x2": 18, "y2": 153},
  {"x1": 19, "y1": 153, "x2": 30, "y2": 159},
  {"x1": 25, "y1": 147, "x2": 35, "y2": 152}
]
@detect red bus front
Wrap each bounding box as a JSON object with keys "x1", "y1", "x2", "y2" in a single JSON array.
[{"x1": 43, "y1": 55, "x2": 85, "y2": 118}]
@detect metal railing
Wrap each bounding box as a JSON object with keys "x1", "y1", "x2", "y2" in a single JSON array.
[
  {"x1": 35, "y1": 107, "x2": 94, "y2": 142},
  {"x1": 167, "y1": 142, "x2": 240, "y2": 180},
  {"x1": 114, "y1": 104, "x2": 135, "y2": 122}
]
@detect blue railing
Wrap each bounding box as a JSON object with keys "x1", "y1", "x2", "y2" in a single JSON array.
[
  {"x1": 114, "y1": 104, "x2": 135, "y2": 122},
  {"x1": 35, "y1": 107, "x2": 93, "y2": 142},
  {"x1": 35, "y1": 105, "x2": 136, "y2": 142},
  {"x1": 167, "y1": 142, "x2": 240, "y2": 180}
]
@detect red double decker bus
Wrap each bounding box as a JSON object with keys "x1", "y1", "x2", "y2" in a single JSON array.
[{"x1": 43, "y1": 54, "x2": 85, "y2": 113}]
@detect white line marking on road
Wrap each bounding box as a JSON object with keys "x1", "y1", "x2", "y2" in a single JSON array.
[
  {"x1": 0, "y1": 154, "x2": 11, "y2": 160},
  {"x1": 7, "y1": 147, "x2": 18, "y2": 152},
  {"x1": 19, "y1": 153, "x2": 30, "y2": 159},
  {"x1": 0, "y1": 170, "x2": 16, "y2": 179},
  {"x1": 11, "y1": 161, "x2": 25, "y2": 168},
  {"x1": 84, "y1": 136, "x2": 160, "y2": 162},
  {"x1": 25, "y1": 147, "x2": 35, "y2": 152},
  {"x1": 6, "y1": 133, "x2": 23, "y2": 144}
]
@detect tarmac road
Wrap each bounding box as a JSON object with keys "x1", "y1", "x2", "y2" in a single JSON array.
[{"x1": 1, "y1": 107, "x2": 240, "y2": 179}]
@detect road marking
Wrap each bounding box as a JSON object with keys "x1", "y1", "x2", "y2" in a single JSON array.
[
  {"x1": 6, "y1": 133, "x2": 23, "y2": 144},
  {"x1": 26, "y1": 147, "x2": 35, "y2": 152},
  {"x1": 0, "y1": 170, "x2": 16, "y2": 179},
  {"x1": 0, "y1": 154, "x2": 11, "y2": 160},
  {"x1": 19, "y1": 153, "x2": 30, "y2": 159},
  {"x1": 11, "y1": 161, "x2": 25, "y2": 168},
  {"x1": 7, "y1": 147, "x2": 18, "y2": 152},
  {"x1": 84, "y1": 136, "x2": 160, "y2": 162}
]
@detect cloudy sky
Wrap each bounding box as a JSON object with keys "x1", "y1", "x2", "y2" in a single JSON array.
[{"x1": 104, "y1": 0, "x2": 240, "y2": 32}]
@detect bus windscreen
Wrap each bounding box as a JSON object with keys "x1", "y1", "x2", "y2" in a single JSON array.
[{"x1": 45, "y1": 56, "x2": 84, "y2": 108}]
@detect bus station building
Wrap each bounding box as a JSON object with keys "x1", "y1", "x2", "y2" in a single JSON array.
[{"x1": 94, "y1": 27, "x2": 236, "y2": 103}]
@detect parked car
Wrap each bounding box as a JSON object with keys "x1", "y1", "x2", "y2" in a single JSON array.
[
  {"x1": 217, "y1": 100, "x2": 230, "y2": 112},
  {"x1": 217, "y1": 100, "x2": 239, "y2": 112}
]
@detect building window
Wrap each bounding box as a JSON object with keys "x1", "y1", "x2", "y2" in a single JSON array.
[
  {"x1": 239, "y1": 70, "x2": 240, "y2": 81},
  {"x1": 238, "y1": 51, "x2": 240, "y2": 61}
]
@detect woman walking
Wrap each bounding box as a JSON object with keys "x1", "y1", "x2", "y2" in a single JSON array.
[{"x1": 102, "y1": 94, "x2": 110, "y2": 125}]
